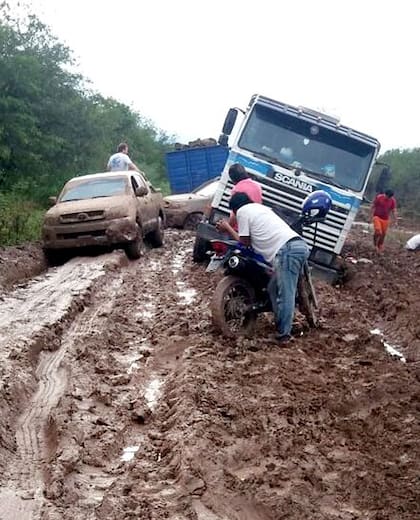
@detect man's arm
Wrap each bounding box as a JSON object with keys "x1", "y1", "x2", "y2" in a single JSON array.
[
  {"x1": 216, "y1": 220, "x2": 251, "y2": 247},
  {"x1": 391, "y1": 203, "x2": 398, "y2": 224},
  {"x1": 216, "y1": 220, "x2": 239, "y2": 241},
  {"x1": 128, "y1": 162, "x2": 141, "y2": 173}
]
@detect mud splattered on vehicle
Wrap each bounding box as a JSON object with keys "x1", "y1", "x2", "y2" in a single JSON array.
[{"x1": 0, "y1": 228, "x2": 419, "y2": 519}]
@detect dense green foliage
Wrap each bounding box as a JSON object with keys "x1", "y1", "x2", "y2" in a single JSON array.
[{"x1": 0, "y1": 4, "x2": 173, "y2": 244}]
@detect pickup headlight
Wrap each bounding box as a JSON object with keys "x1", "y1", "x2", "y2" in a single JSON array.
[
  {"x1": 43, "y1": 216, "x2": 57, "y2": 226},
  {"x1": 105, "y1": 207, "x2": 129, "y2": 219}
]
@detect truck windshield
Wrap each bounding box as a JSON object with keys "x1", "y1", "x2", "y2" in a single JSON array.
[
  {"x1": 60, "y1": 177, "x2": 127, "y2": 202},
  {"x1": 238, "y1": 104, "x2": 375, "y2": 192}
]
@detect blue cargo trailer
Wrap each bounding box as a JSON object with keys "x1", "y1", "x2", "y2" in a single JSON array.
[{"x1": 165, "y1": 145, "x2": 229, "y2": 194}]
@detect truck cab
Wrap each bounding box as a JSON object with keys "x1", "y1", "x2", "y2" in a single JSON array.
[{"x1": 194, "y1": 94, "x2": 381, "y2": 283}]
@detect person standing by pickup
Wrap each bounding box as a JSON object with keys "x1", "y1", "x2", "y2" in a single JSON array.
[
  {"x1": 371, "y1": 189, "x2": 398, "y2": 253},
  {"x1": 107, "y1": 143, "x2": 140, "y2": 173}
]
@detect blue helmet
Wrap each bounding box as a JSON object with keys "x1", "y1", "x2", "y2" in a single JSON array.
[{"x1": 302, "y1": 190, "x2": 332, "y2": 218}]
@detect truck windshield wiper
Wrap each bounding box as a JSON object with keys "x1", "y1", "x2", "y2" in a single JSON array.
[{"x1": 298, "y1": 168, "x2": 350, "y2": 191}]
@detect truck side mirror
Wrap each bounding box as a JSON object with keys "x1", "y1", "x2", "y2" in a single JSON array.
[
  {"x1": 48, "y1": 196, "x2": 57, "y2": 206},
  {"x1": 218, "y1": 134, "x2": 229, "y2": 147},
  {"x1": 135, "y1": 186, "x2": 148, "y2": 197},
  {"x1": 222, "y1": 108, "x2": 238, "y2": 136}
]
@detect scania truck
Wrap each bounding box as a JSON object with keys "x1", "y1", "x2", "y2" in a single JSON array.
[{"x1": 193, "y1": 94, "x2": 381, "y2": 282}]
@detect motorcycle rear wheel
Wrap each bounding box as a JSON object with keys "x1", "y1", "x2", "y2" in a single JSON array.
[
  {"x1": 297, "y1": 270, "x2": 319, "y2": 328},
  {"x1": 211, "y1": 275, "x2": 257, "y2": 338}
]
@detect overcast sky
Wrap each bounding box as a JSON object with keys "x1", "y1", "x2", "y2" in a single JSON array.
[{"x1": 14, "y1": 0, "x2": 420, "y2": 152}]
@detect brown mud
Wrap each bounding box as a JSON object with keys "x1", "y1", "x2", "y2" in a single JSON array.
[{"x1": 0, "y1": 227, "x2": 419, "y2": 519}]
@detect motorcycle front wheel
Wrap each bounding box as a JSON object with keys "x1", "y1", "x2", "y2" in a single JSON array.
[{"x1": 211, "y1": 275, "x2": 257, "y2": 338}]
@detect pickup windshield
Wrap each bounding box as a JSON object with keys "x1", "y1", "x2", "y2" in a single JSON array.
[
  {"x1": 238, "y1": 104, "x2": 375, "y2": 192},
  {"x1": 60, "y1": 177, "x2": 127, "y2": 202}
]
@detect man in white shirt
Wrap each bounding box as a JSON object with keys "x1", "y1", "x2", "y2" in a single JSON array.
[
  {"x1": 107, "y1": 143, "x2": 140, "y2": 172},
  {"x1": 217, "y1": 192, "x2": 309, "y2": 344}
]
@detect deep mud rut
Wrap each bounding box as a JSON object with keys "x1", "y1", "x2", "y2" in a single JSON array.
[{"x1": 0, "y1": 228, "x2": 419, "y2": 519}]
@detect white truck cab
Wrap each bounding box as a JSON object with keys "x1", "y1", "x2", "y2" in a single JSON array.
[{"x1": 194, "y1": 94, "x2": 380, "y2": 283}]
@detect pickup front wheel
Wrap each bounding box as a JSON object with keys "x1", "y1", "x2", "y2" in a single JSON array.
[
  {"x1": 125, "y1": 224, "x2": 143, "y2": 259},
  {"x1": 148, "y1": 216, "x2": 164, "y2": 248}
]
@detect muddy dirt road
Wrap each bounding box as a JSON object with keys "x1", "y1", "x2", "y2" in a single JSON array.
[{"x1": 0, "y1": 228, "x2": 419, "y2": 519}]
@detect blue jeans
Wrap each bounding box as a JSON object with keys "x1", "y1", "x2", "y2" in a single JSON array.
[{"x1": 271, "y1": 238, "x2": 310, "y2": 337}]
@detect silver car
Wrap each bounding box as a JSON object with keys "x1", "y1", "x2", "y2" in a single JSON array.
[{"x1": 163, "y1": 178, "x2": 220, "y2": 230}]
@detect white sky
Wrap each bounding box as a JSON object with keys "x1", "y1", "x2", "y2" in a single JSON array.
[{"x1": 13, "y1": 0, "x2": 420, "y2": 152}]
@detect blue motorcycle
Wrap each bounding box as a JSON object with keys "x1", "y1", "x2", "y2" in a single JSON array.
[{"x1": 208, "y1": 191, "x2": 331, "y2": 337}]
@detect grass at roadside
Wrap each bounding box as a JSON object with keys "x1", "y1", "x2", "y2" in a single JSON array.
[{"x1": 0, "y1": 193, "x2": 44, "y2": 246}]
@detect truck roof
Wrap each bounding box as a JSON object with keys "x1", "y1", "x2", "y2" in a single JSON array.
[{"x1": 251, "y1": 94, "x2": 380, "y2": 149}]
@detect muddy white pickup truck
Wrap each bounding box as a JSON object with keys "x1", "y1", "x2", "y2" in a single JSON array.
[{"x1": 42, "y1": 171, "x2": 165, "y2": 263}]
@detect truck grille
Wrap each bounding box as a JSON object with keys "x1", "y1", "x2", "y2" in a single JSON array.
[
  {"x1": 60, "y1": 210, "x2": 105, "y2": 224},
  {"x1": 217, "y1": 178, "x2": 349, "y2": 253}
]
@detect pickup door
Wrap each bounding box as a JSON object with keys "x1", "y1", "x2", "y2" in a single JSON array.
[{"x1": 130, "y1": 173, "x2": 156, "y2": 233}]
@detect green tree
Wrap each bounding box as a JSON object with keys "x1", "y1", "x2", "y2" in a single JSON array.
[{"x1": 0, "y1": 3, "x2": 174, "y2": 244}]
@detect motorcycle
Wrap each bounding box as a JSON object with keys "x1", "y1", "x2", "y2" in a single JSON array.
[{"x1": 207, "y1": 191, "x2": 332, "y2": 338}]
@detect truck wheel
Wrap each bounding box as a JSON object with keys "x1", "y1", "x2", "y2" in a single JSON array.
[{"x1": 192, "y1": 235, "x2": 209, "y2": 263}]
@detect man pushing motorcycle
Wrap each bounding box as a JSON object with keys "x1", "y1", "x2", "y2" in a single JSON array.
[{"x1": 216, "y1": 192, "x2": 310, "y2": 344}]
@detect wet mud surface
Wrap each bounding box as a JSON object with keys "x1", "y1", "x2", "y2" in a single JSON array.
[{"x1": 0, "y1": 227, "x2": 419, "y2": 519}]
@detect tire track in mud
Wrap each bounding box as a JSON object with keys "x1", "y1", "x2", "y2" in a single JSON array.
[
  {"x1": 92, "y1": 234, "x2": 223, "y2": 519},
  {"x1": 0, "y1": 253, "x2": 126, "y2": 520},
  {"x1": 26, "y1": 233, "x2": 206, "y2": 518},
  {"x1": 0, "y1": 254, "x2": 121, "y2": 351}
]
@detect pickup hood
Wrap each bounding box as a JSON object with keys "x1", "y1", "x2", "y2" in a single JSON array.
[{"x1": 46, "y1": 195, "x2": 131, "y2": 217}]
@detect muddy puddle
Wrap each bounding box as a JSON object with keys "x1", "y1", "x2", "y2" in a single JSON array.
[{"x1": 0, "y1": 229, "x2": 419, "y2": 519}]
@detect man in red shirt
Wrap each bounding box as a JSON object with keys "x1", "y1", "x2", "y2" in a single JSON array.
[
  {"x1": 230, "y1": 163, "x2": 263, "y2": 203},
  {"x1": 228, "y1": 163, "x2": 263, "y2": 230},
  {"x1": 371, "y1": 189, "x2": 397, "y2": 253}
]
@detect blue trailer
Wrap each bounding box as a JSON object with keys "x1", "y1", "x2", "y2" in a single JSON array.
[{"x1": 165, "y1": 145, "x2": 229, "y2": 194}]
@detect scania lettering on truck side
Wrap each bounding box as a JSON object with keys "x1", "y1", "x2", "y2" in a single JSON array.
[{"x1": 194, "y1": 94, "x2": 380, "y2": 282}]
